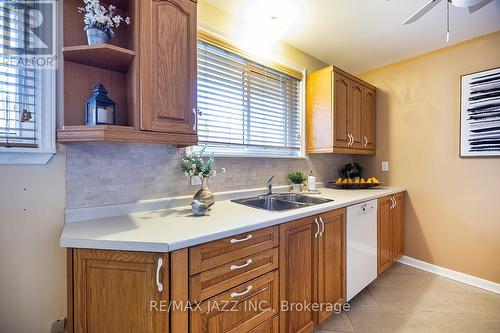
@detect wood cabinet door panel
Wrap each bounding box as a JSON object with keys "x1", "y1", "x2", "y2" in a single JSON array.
[
  {"x1": 377, "y1": 196, "x2": 392, "y2": 275},
  {"x1": 190, "y1": 270, "x2": 279, "y2": 333},
  {"x1": 73, "y1": 249, "x2": 168, "y2": 333},
  {"x1": 279, "y1": 217, "x2": 316, "y2": 333},
  {"x1": 248, "y1": 316, "x2": 279, "y2": 333},
  {"x1": 362, "y1": 87, "x2": 376, "y2": 150},
  {"x1": 348, "y1": 81, "x2": 363, "y2": 148},
  {"x1": 333, "y1": 73, "x2": 349, "y2": 148},
  {"x1": 316, "y1": 209, "x2": 345, "y2": 324},
  {"x1": 190, "y1": 226, "x2": 278, "y2": 275},
  {"x1": 140, "y1": 0, "x2": 196, "y2": 134},
  {"x1": 190, "y1": 248, "x2": 279, "y2": 302},
  {"x1": 306, "y1": 68, "x2": 333, "y2": 152},
  {"x1": 392, "y1": 192, "x2": 404, "y2": 261}
]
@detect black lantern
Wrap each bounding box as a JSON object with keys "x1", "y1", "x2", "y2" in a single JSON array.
[{"x1": 85, "y1": 84, "x2": 116, "y2": 126}]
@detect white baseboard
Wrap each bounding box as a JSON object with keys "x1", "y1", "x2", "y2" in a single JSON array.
[{"x1": 398, "y1": 256, "x2": 500, "y2": 294}]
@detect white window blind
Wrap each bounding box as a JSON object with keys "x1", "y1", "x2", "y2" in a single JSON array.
[
  {"x1": 0, "y1": 2, "x2": 39, "y2": 148},
  {"x1": 197, "y1": 40, "x2": 303, "y2": 157}
]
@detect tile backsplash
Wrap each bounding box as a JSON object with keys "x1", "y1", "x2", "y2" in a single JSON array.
[{"x1": 66, "y1": 143, "x2": 351, "y2": 208}]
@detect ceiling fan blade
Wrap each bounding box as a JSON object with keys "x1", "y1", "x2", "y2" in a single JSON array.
[
  {"x1": 403, "y1": 0, "x2": 443, "y2": 25},
  {"x1": 468, "y1": 0, "x2": 493, "y2": 13}
]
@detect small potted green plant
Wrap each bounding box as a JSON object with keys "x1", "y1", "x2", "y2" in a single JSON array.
[{"x1": 287, "y1": 171, "x2": 307, "y2": 193}]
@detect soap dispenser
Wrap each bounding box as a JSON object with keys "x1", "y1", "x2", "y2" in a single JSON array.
[{"x1": 307, "y1": 170, "x2": 316, "y2": 192}]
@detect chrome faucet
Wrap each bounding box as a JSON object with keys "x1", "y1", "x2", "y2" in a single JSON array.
[{"x1": 266, "y1": 176, "x2": 275, "y2": 196}]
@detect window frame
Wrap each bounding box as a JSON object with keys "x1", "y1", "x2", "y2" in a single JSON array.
[
  {"x1": 0, "y1": 2, "x2": 57, "y2": 165},
  {"x1": 193, "y1": 29, "x2": 306, "y2": 159}
]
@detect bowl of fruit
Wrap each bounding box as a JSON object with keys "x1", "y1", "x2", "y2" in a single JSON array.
[
  {"x1": 329, "y1": 176, "x2": 381, "y2": 189},
  {"x1": 329, "y1": 162, "x2": 381, "y2": 189}
]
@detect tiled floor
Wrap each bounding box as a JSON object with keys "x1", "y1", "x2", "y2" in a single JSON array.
[{"x1": 315, "y1": 263, "x2": 500, "y2": 333}]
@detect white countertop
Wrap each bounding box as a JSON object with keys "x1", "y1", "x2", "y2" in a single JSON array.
[{"x1": 60, "y1": 187, "x2": 406, "y2": 252}]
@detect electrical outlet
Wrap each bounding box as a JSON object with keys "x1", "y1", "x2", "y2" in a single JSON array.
[
  {"x1": 190, "y1": 177, "x2": 202, "y2": 186},
  {"x1": 381, "y1": 161, "x2": 389, "y2": 172}
]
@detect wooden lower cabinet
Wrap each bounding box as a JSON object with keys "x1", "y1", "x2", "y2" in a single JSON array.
[
  {"x1": 67, "y1": 208, "x2": 350, "y2": 333},
  {"x1": 279, "y1": 216, "x2": 317, "y2": 333},
  {"x1": 377, "y1": 196, "x2": 393, "y2": 274},
  {"x1": 316, "y1": 209, "x2": 345, "y2": 324},
  {"x1": 279, "y1": 208, "x2": 346, "y2": 333},
  {"x1": 377, "y1": 192, "x2": 405, "y2": 275},
  {"x1": 392, "y1": 192, "x2": 405, "y2": 261},
  {"x1": 190, "y1": 271, "x2": 279, "y2": 333},
  {"x1": 69, "y1": 249, "x2": 169, "y2": 333}
]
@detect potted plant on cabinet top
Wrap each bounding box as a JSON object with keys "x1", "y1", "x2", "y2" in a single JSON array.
[
  {"x1": 287, "y1": 171, "x2": 307, "y2": 193},
  {"x1": 79, "y1": 0, "x2": 131, "y2": 45}
]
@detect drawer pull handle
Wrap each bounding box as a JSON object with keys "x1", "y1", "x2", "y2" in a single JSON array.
[
  {"x1": 156, "y1": 258, "x2": 163, "y2": 292},
  {"x1": 319, "y1": 216, "x2": 325, "y2": 236},
  {"x1": 230, "y1": 259, "x2": 253, "y2": 271},
  {"x1": 230, "y1": 234, "x2": 252, "y2": 243},
  {"x1": 230, "y1": 285, "x2": 253, "y2": 298}
]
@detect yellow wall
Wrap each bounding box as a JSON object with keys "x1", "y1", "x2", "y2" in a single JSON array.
[{"x1": 356, "y1": 31, "x2": 500, "y2": 283}]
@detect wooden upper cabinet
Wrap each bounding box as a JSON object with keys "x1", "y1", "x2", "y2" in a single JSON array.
[
  {"x1": 377, "y1": 196, "x2": 393, "y2": 275},
  {"x1": 306, "y1": 67, "x2": 334, "y2": 152},
  {"x1": 348, "y1": 81, "x2": 364, "y2": 148},
  {"x1": 362, "y1": 87, "x2": 376, "y2": 150},
  {"x1": 139, "y1": 0, "x2": 197, "y2": 135},
  {"x1": 71, "y1": 249, "x2": 169, "y2": 333},
  {"x1": 279, "y1": 217, "x2": 316, "y2": 333},
  {"x1": 333, "y1": 72, "x2": 350, "y2": 148},
  {"x1": 316, "y1": 209, "x2": 346, "y2": 325},
  {"x1": 306, "y1": 66, "x2": 376, "y2": 155}
]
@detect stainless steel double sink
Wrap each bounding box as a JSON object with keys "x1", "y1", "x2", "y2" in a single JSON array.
[{"x1": 232, "y1": 193, "x2": 333, "y2": 212}]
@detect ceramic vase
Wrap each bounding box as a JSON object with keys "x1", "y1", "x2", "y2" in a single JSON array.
[
  {"x1": 292, "y1": 183, "x2": 302, "y2": 193},
  {"x1": 86, "y1": 28, "x2": 109, "y2": 45},
  {"x1": 193, "y1": 177, "x2": 215, "y2": 208}
]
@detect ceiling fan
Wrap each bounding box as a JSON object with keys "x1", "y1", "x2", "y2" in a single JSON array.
[{"x1": 403, "y1": 0, "x2": 494, "y2": 42}]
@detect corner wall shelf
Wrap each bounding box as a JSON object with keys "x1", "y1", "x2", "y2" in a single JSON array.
[
  {"x1": 57, "y1": 125, "x2": 198, "y2": 147},
  {"x1": 63, "y1": 44, "x2": 136, "y2": 73}
]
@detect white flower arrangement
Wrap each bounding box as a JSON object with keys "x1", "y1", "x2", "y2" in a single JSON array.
[
  {"x1": 78, "y1": 0, "x2": 131, "y2": 37},
  {"x1": 181, "y1": 148, "x2": 216, "y2": 180}
]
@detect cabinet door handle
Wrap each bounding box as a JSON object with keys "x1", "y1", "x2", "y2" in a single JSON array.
[
  {"x1": 230, "y1": 259, "x2": 253, "y2": 271},
  {"x1": 230, "y1": 234, "x2": 252, "y2": 243},
  {"x1": 390, "y1": 197, "x2": 395, "y2": 209},
  {"x1": 230, "y1": 285, "x2": 253, "y2": 298},
  {"x1": 319, "y1": 216, "x2": 325, "y2": 236},
  {"x1": 156, "y1": 258, "x2": 164, "y2": 292},
  {"x1": 394, "y1": 197, "x2": 398, "y2": 208},
  {"x1": 192, "y1": 107, "x2": 198, "y2": 131},
  {"x1": 314, "y1": 218, "x2": 320, "y2": 238},
  {"x1": 363, "y1": 136, "x2": 368, "y2": 148}
]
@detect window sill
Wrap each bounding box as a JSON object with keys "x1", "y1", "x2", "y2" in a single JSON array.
[{"x1": 0, "y1": 148, "x2": 56, "y2": 165}]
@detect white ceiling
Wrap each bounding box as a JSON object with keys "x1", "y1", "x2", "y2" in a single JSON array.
[{"x1": 205, "y1": 0, "x2": 500, "y2": 74}]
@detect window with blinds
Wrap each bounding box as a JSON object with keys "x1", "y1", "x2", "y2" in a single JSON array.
[
  {"x1": 0, "y1": 2, "x2": 39, "y2": 148},
  {"x1": 197, "y1": 40, "x2": 303, "y2": 157}
]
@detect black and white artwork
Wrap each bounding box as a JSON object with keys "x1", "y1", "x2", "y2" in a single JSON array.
[{"x1": 460, "y1": 67, "x2": 500, "y2": 157}]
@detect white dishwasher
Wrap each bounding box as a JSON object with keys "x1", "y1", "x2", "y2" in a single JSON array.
[{"x1": 346, "y1": 199, "x2": 378, "y2": 301}]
